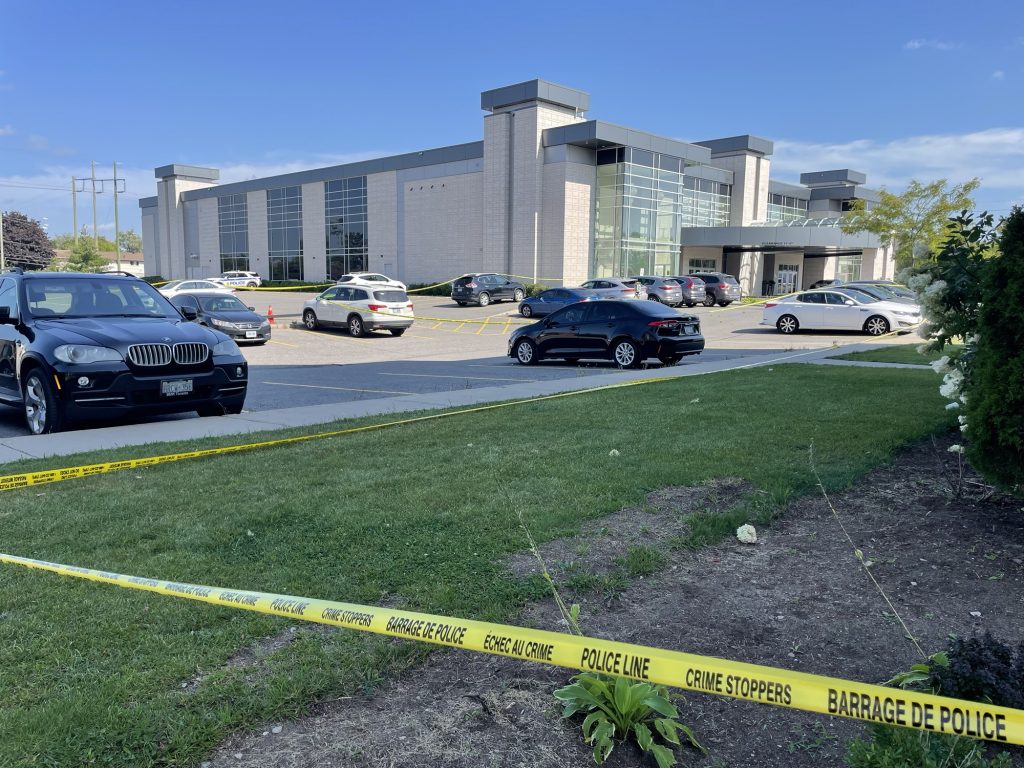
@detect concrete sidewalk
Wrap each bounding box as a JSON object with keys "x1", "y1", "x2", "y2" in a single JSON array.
[{"x1": 0, "y1": 342, "x2": 912, "y2": 464}]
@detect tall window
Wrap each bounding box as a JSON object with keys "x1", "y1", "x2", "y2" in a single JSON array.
[
  {"x1": 267, "y1": 186, "x2": 303, "y2": 281},
  {"x1": 767, "y1": 193, "x2": 808, "y2": 223},
  {"x1": 324, "y1": 176, "x2": 367, "y2": 279},
  {"x1": 593, "y1": 147, "x2": 730, "y2": 277},
  {"x1": 217, "y1": 194, "x2": 249, "y2": 273},
  {"x1": 836, "y1": 254, "x2": 863, "y2": 282}
]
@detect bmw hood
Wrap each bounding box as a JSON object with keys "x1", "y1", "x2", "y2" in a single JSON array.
[{"x1": 34, "y1": 317, "x2": 227, "y2": 349}]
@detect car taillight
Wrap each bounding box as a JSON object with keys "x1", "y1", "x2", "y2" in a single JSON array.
[
  {"x1": 648, "y1": 320, "x2": 675, "y2": 327},
  {"x1": 465, "y1": 282, "x2": 477, "y2": 288},
  {"x1": 368, "y1": 303, "x2": 387, "y2": 311},
  {"x1": 407, "y1": 303, "x2": 414, "y2": 309},
  {"x1": 621, "y1": 288, "x2": 633, "y2": 293},
  {"x1": 764, "y1": 302, "x2": 777, "y2": 308}
]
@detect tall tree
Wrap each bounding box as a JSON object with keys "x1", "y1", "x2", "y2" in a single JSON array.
[
  {"x1": 117, "y1": 229, "x2": 143, "y2": 253},
  {"x1": 51, "y1": 227, "x2": 118, "y2": 252},
  {"x1": 1, "y1": 211, "x2": 55, "y2": 270},
  {"x1": 842, "y1": 178, "x2": 980, "y2": 271}
]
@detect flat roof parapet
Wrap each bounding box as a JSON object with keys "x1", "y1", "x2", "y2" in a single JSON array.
[
  {"x1": 800, "y1": 169, "x2": 867, "y2": 187},
  {"x1": 154, "y1": 164, "x2": 220, "y2": 182},
  {"x1": 695, "y1": 135, "x2": 774, "y2": 157},
  {"x1": 481, "y1": 79, "x2": 589, "y2": 113}
]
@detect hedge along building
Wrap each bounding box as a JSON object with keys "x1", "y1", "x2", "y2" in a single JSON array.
[{"x1": 139, "y1": 79, "x2": 892, "y2": 295}]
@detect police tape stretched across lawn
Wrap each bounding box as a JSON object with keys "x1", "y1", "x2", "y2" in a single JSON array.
[{"x1": 1, "y1": 550, "x2": 1020, "y2": 746}]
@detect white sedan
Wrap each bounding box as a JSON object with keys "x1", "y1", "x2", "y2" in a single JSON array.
[
  {"x1": 209, "y1": 270, "x2": 262, "y2": 288},
  {"x1": 335, "y1": 272, "x2": 406, "y2": 290},
  {"x1": 761, "y1": 288, "x2": 921, "y2": 336},
  {"x1": 158, "y1": 279, "x2": 234, "y2": 298}
]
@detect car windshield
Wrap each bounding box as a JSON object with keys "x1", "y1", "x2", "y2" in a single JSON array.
[
  {"x1": 374, "y1": 290, "x2": 408, "y2": 302},
  {"x1": 199, "y1": 295, "x2": 248, "y2": 312},
  {"x1": 835, "y1": 288, "x2": 879, "y2": 304},
  {"x1": 162, "y1": 280, "x2": 184, "y2": 290},
  {"x1": 850, "y1": 283, "x2": 901, "y2": 300},
  {"x1": 26, "y1": 278, "x2": 179, "y2": 319}
]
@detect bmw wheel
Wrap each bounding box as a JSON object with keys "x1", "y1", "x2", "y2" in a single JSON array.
[
  {"x1": 348, "y1": 314, "x2": 366, "y2": 337},
  {"x1": 512, "y1": 288, "x2": 525, "y2": 302},
  {"x1": 864, "y1": 315, "x2": 890, "y2": 336},
  {"x1": 24, "y1": 370, "x2": 65, "y2": 435},
  {"x1": 612, "y1": 339, "x2": 641, "y2": 369},
  {"x1": 514, "y1": 339, "x2": 538, "y2": 365},
  {"x1": 520, "y1": 304, "x2": 533, "y2": 317},
  {"x1": 303, "y1": 310, "x2": 318, "y2": 330},
  {"x1": 776, "y1": 314, "x2": 799, "y2": 334}
]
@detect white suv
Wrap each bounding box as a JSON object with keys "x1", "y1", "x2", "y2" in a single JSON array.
[
  {"x1": 210, "y1": 271, "x2": 262, "y2": 288},
  {"x1": 335, "y1": 272, "x2": 406, "y2": 290},
  {"x1": 302, "y1": 285, "x2": 414, "y2": 337}
]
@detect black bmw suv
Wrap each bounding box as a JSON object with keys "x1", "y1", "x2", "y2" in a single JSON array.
[{"x1": 0, "y1": 269, "x2": 248, "y2": 434}]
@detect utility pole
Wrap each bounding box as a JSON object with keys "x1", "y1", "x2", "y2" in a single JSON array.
[
  {"x1": 72, "y1": 176, "x2": 78, "y2": 243},
  {"x1": 90, "y1": 160, "x2": 98, "y2": 251},
  {"x1": 0, "y1": 209, "x2": 5, "y2": 271},
  {"x1": 113, "y1": 160, "x2": 121, "y2": 271}
]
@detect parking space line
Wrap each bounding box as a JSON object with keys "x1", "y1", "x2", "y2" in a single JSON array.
[
  {"x1": 262, "y1": 381, "x2": 417, "y2": 395},
  {"x1": 379, "y1": 373, "x2": 537, "y2": 382},
  {"x1": 305, "y1": 330, "x2": 374, "y2": 344},
  {"x1": 266, "y1": 339, "x2": 300, "y2": 348}
]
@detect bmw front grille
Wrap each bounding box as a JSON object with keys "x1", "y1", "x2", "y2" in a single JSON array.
[{"x1": 127, "y1": 343, "x2": 210, "y2": 367}]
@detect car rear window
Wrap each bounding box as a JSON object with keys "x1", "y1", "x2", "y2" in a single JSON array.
[
  {"x1": 721, "y1": 276, "x2": 739, "y2": 285},
  {"x1": 637, "y1": 301, "x2": 680, "y2": 318},
  {"x1": 374, "y1": 290, "x2": 408, "y2": 302},
  {"x1": 454, "y1": 276, "x2": 474, "y2": 286},
  {"x1": 662, "y1": 279, "x2": 680, "y2": 286}
]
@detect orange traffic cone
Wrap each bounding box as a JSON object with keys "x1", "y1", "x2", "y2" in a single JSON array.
[{"x1": 267, "y1": 305, "x2": 275, "y2": 326}]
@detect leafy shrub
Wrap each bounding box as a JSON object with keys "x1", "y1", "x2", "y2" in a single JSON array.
[
  {"x1": 554, "y1": 673, "x2": 703, "y2": 767},
  {"x1": 846, "y1": 724, "x2": 1011, "y2": 768},
  {"x1": 406, "y1": 281, "x2": 454, "y2": 296},
  {"x1": 524, "y1": 282, "x2": 546, "y2": 297},
  {"x1": 930, "y1": 632, "x2": 1024, "y2": 709},
  {"x1": 965, "y1": 205, "x2": 1024, "y2": 490}
]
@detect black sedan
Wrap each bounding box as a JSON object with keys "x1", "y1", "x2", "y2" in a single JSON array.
[
  {"x1": 508, "y1": 300, "x2": 704, "y2": 368},
  {"x1": 518, "y1": 288, "x2": 602, "y2": 317},
  {"x1": 170, "y1": 291, "x2": 271, "y2": 344}
]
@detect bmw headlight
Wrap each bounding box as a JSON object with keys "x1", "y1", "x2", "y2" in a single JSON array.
[
  {"x1": 212, "y1": 339, "x2": 241, "y2": 357},
  {"x1": 53, "y1": 345, "x2": 123, "y2": 364}
]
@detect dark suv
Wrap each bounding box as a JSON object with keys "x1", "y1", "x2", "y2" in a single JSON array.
[
  {"x1": 451, "y1": 273, "x2": 526, "y2": 307},
  {"x1": 691, "y1": 272, "x2": 742, "y2": 307},
  {"x1": 0, "y1": 269, "x2": 248, "y2": 434}
]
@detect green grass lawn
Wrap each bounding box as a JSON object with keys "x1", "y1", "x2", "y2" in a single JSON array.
[
  {"x1": 0, "y1": 365, "x2": 950, "y2": 766},
  {"x1": 832, "y1": 344, "x2": 962, "y2": 365}
]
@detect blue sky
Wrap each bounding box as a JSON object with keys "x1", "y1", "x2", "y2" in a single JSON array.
[{"x1": 1, "y1": 0, "x2": 1021, "y2": 238}]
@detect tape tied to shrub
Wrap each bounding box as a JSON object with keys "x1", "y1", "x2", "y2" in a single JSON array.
[{"x1": 1, "y1": 550, "x2": 1021, "y2": 746}]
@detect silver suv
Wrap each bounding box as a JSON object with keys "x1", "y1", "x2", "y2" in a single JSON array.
[{"x1": 630, "y1": 276, "x2": 683, "y2": 306}]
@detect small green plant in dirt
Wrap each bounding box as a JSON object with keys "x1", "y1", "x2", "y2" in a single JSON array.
[
  {"x1": 846, "y1": 724, "x2": 1011, "y2": 768},
  {"x1": 616, "y1": 545, "x2": 667, "y2": 577},
  {"x1": 553, "y1": 673, "x2": 704, "y2": 767}
]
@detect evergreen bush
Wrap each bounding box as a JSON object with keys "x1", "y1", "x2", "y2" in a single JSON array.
[{"x1": 965, "y1": 206, "x2": 1024, "y2": 490}]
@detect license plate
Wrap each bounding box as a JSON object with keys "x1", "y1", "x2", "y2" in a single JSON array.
[
  {"x1": 685, "y1": 325, "x2": 696, "y2": 334},
  {"x1": 161, "y1": 379, "x2": 193, "y2": 396},
  {"x1": 245, "y1": 331, "x2": 257, "y2": 338}
]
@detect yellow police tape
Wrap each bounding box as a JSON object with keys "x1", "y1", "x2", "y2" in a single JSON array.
[
  {"x1": 1, "y1": 550, "x2": 1020, "y2": 746},
  {"x1": 0, "y1": 376, "x2": 673, "y2": 492}
]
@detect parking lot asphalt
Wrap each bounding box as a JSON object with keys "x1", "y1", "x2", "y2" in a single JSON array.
[{"x1": 0, "y1": 293, "x2": 922, "y2": 446}]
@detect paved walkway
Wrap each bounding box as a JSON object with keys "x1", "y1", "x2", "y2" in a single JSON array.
[{"x1": 0, "y1": 343, "x2": 926, "y2": 464}]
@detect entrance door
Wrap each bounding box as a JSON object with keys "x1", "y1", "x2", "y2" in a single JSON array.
[{"x1": 776, "y1": 264, "x2": 799, "y2": 295}]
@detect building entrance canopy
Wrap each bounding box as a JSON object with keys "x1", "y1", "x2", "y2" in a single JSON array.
[{"x1": 680, "y1": 223, "x2": 881, "y2": 252}]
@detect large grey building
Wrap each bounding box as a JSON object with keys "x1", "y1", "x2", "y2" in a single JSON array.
[{"x1": 140, "y1": 79, "x2": 891, "y2": 295}]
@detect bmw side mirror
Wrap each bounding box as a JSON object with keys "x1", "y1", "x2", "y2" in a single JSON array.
[
  {"x1": 0, "y1": 306, "x2": 11, "y2": 323},
  {"x1": 248, "y1": 306, "x2": 256, "y2": 311},
  {"x1": 180, "y1": 306, "x2": 199, "y2": 321}
]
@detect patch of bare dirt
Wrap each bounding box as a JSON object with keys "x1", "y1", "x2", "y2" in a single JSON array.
[{"x1": 200, "y1": 437, "x2": 1024, "y2": 768}]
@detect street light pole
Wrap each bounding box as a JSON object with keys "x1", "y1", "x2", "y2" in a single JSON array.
[
  {"x1": 90, "y1": 160, "x2": 98, "y2": 251},
  {"x1": 113, "y1": 160, "x2": 121, "y2": 271},
  {"x1": 0, "y1": 209, "x2": 5, "y2": 271}
]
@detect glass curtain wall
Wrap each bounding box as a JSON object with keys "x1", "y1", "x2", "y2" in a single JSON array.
[
  {"x1": 267, "y1": 186, "x2": 303, "y2": 281},
  {"x1": 324, "y1": 176, "x2": 368, "y2": 279},
  {"x1": 767, "y1": 193, "x2": 808, "y2": 223},
  {"x1": 217, "y1": 194, "x2": 249, "y2": 273},
  {"x1": 594, "y1": 147, "x2": 731, "y2": 277}
]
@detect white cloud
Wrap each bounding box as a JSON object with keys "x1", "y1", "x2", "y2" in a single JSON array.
[
  {"x1": 215, "y1": 151, "x2": 383, "y2": 184},
  {"x1": 0, "y1": 124, "x2": 14, "y2": 136},
  {"x1": 26, "y1": 134, "x2": 75, "y2": 157},
  {"x1": 992, "y1": 70, "x2": 1006, "y2": 80},
  {"x1": 772, "y1": 128, "x2": 1024, "y2": 212},
  {"x1": 904, "y1": 39, "x2": 962, "y2": 51}
]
